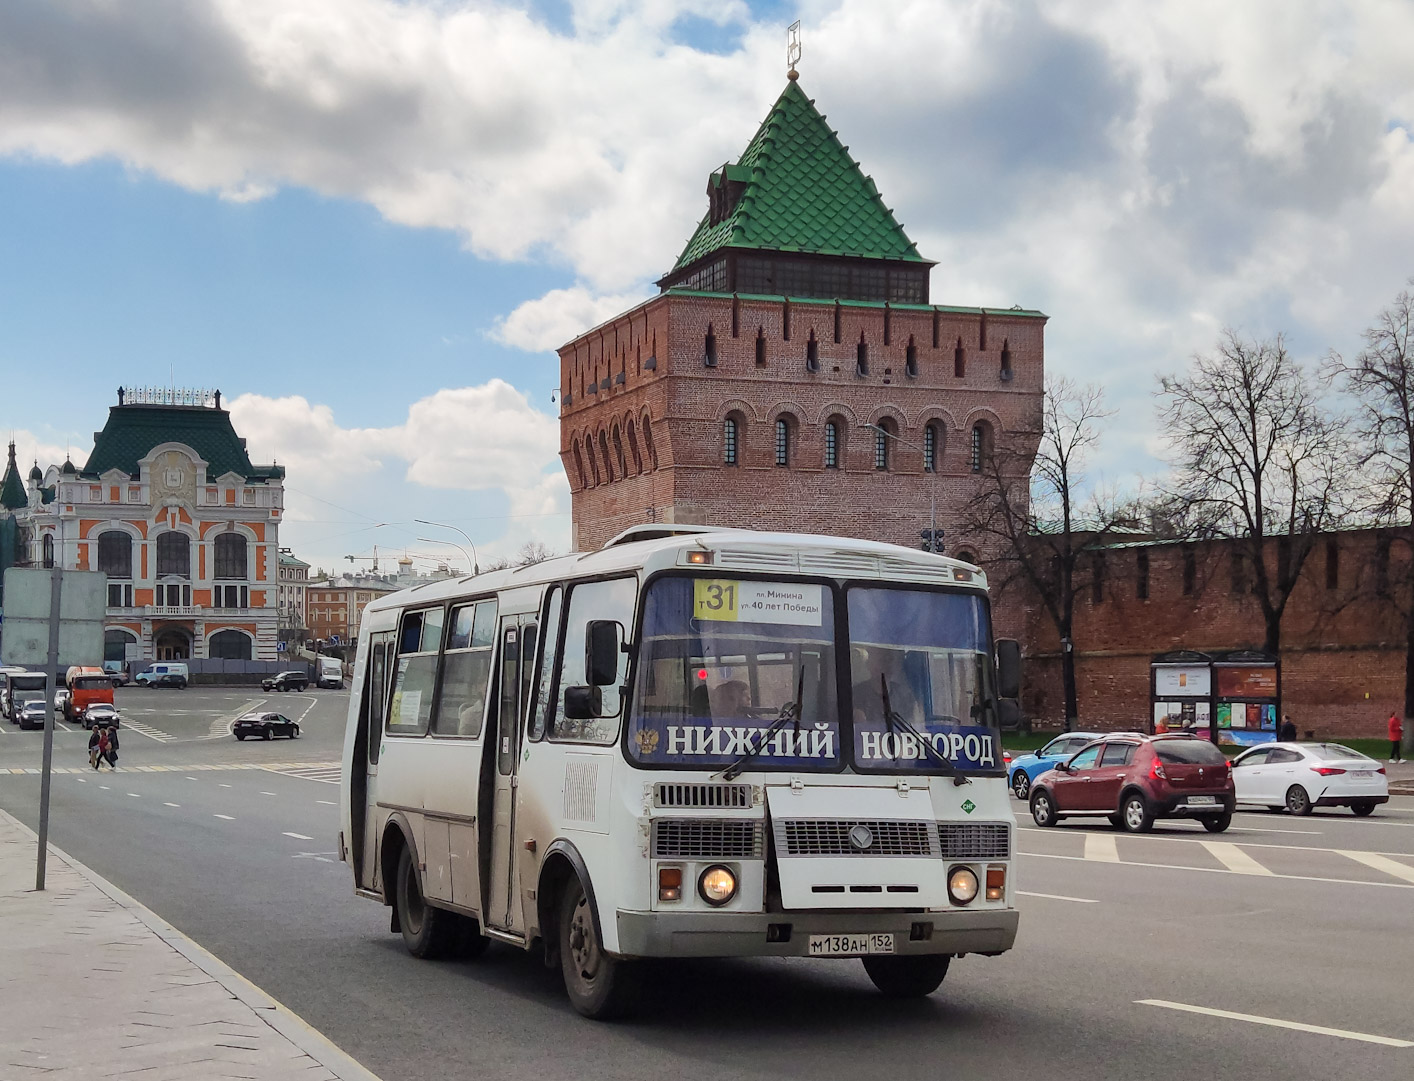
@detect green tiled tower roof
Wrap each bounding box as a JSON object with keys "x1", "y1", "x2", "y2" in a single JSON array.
[
  {"x1": 1, "y1": 442, "x2": 26, "y2": 510},
  {"x1": 670, "y1": 78, "x2": 927, "y2": 272},
  {"x1": 83, "y1": 405, "x2": 262, "y2": 480}
]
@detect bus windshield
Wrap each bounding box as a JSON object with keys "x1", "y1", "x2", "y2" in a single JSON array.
[
  {"x1": 626, "y1": 576, "x2": 842, "y2": 771},
  {"x1": 847, "y1": 586, "x2": 1002, "y2": 775}
]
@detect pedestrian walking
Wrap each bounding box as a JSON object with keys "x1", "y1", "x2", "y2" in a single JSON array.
[
  {"x1": 87, "y1": 727, "x2": 102, "y2": 769},
  {"x1": 1278, "y1": 714, "x2": 1297, "y2": 742},
  {"x1": 1391, "y1": 712, "x2": 1404, "y2": 764},
  {"x1": 103, "y1": 724, "x2": 120, "y2": 770},
  {"x1": 93, "y1": 726, "x2": 111, "y2": 769}
]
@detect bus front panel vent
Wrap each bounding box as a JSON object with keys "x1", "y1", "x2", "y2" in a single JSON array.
[{"x1": 654, "y1": 782, "x2": 753, "y2": 809}]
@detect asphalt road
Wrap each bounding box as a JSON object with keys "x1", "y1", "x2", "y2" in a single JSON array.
[{"x1": 3, "y1": 688, "x2": 1413, "y2": 1081}]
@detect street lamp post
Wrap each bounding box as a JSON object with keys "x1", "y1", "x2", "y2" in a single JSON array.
[
  {"x1": 414, "y1": 519, "x2": 480, "y2": 575},
  {"x1": 863, "y1": 423, "x2": 940, "y2": 553}
]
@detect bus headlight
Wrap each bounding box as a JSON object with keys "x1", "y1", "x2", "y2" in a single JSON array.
[
  {"x1": 947, "y1": 866, "x2": 979, "y2": 906},
  {"x1": 698, "y1": 865, "x2": 737, "y2": 906}
]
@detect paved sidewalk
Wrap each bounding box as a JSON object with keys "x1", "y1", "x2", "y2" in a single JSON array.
[
  {"x1": 1386, "y1": 758, "x2": 1414, "y2": 795},
  {"x1": 0, "y1": 809, "x2": 380, "y2": 1081}
]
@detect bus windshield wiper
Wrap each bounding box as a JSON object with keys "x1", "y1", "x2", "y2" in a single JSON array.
[
  {"x1": 717, "y1": 665, "x2": 805, "y2": 781},
  {"x1": 880, "y1": 675, "x2": 969, "y2": 786}
]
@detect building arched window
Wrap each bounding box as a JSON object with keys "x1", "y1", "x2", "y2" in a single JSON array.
[
  {"x1": 42, "y1": 533, "x2": 54, "y2": 568},
  {"x1": 612, "y1": 424, "x2": 627, "y2": 478},
  {"x1": 641, "y1": 414, "x2": 658, "y2": 470},
  {"x1": 806, "y1": 330, "x2": 819, "y2": 372},
  {"x1": 954, "y1": 337, "x2": 965, "y2": 377},
  {"x1": 214, "y1": 533, "x2": 247, "y2": 580},
  {"x1": 856, "y1": 334, "x2": 869, "y2": 376},
  {"x1": 923, "y1": 423, "x2": 940, "y2": 473},
  {"x1": 97, "y1": 531, "x2": 132, "y2": 578},
  {"x1": 874, "y1": 419, "x2": 895, "y2": 471},
  {"x1": 1000, "y1": 338, "x2": 1013, "y2": 380},
  {"x1": 704, "y1": 325, "x2": 717, "y2": 367},
  {"x1": 209, "y1": 629, "x2": 252, "y2": 660},
  {"x1": 824, "y1": 417, "x2": 842, "y2": 469},
  {"x1": 723, "y1": 416, "x2": 740, "y2": 466},
  {"x1": 573, "y1": 440, "x2": 589, "y2": 488},
  {"x1": 626, "y1": 420, "x2": 643, "y2": 475},
  {"x1": 156, "y1": 531, "x2": 190, "y2": 577},
  {"x1": 755, "y1": 328, "x2": 767, "y2": 366},
  {"x1": 970, "y1": 422, "x2": 993, "y2": 473},
  {"x1": 775, "y1": 417, "x2": 790, "y2": 467},
  {"x1": 905, "y1": 337, "x2": 918, "y2": 378},
  {"x1": 598, "y1": 430, "x2": 613, "y2": 482},
  {"x1": 955, "y1": 549, "x2": 977, "y2": 566}
]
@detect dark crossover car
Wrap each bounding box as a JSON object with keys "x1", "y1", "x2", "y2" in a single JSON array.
[
  {"x1": 261, "y1": 671, "x2": 310, "y2": 692},
  {"x1": 1029, "y1": 733, "x2": 1235, "y2": 833},
  {"x1": 149, "y1": 672, "x2": 187, "y2": 689},
  {"x1": 18, "y1": 700, "x2": 48, "y2": 731},
  {"x1": 233, "y1": 712, "x2": 301, "y2": 741}
]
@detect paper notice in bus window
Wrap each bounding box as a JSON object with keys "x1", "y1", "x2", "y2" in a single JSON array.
[
  {"x1": 693, "y1": 580, "x2": 824, "y2": 626},
  {"x1": 392, "y1": 689, "x2": 422, "y2": 727}
]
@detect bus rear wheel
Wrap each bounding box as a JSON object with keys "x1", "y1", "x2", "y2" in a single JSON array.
[
  {"x1": 395, "y1": 846, "x2": 458, "y2": 959},
  {"x1": 559, "y1": 877, "x2": 641, "y2": 1019},
  {"x1": 862, "y1": 954, "x2": 950, "y2": 997}
]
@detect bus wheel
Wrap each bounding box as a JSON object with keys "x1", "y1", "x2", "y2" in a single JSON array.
[
  {"x1": 559, "y1": 876, "x2": 640, "y2": 1019},
  {"x1": 395, "y1": 846, "x2": 457, "y2": 959},
  {"x1": 862, "y1": 955, "x2": 950, "y2": 997}
]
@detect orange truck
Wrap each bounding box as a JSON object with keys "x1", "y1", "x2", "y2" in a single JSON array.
[{"x1": 65, "y1": 666, "x2": 115, "y2": 727}]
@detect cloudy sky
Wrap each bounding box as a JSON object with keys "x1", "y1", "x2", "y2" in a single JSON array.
[{"x1": 2, "y1": 0, "x2": 1411, "y2": 573}]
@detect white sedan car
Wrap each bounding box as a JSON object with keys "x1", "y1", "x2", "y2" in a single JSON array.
[{"x1": 1232, "y1": 742, "x2": 1388, "y2": 816}]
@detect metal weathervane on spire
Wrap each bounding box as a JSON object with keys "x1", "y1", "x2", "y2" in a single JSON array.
[{"x1": 787, "y1": 20, "x2": 801, "y2": 80}]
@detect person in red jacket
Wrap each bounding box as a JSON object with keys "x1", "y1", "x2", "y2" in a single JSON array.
[{"x1": 1391, "y1": 712, "x2": 1404, "y2": 763}]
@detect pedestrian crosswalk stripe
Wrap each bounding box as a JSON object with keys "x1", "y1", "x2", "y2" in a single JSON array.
[
  {"x1": 1201, "y1": 840, "x2": 1275, "y2": 876},
  {"x1": 1084, "y1": 833, "x2": 1120, "y2": 863},
  {"x1": 1339, "y1": 850, "x2": 1414, "y2": 884}
]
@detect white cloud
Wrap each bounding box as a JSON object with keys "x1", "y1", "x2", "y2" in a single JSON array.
[
  {"x1": 4, "y1": 0, "x2": 1414, "y2": 488},
  {"x1": 491, "y1": 285, "x2": 650, "y2": 352}
]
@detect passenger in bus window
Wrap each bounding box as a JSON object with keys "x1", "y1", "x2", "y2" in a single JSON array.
[
  {"x1": 852, "y1": 647, "x2": 924, "y2": 726},
  {"x1": 710, "y1": 680, "x2": 751, "y2": 720}
]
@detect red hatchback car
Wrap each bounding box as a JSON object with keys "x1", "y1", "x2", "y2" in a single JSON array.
[{"x1": 1030, "y1": 734, "x2": 1236, "y2": 833}]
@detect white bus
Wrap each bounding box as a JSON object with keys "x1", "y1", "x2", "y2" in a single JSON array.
[{"x1": 340, "y1": 526, "x2": 1021, "y2": 1018}]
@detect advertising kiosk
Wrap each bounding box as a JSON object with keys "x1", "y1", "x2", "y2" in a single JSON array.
[{"x1": 1150, "y1": 649, "x2": 1280, "y2": 745}]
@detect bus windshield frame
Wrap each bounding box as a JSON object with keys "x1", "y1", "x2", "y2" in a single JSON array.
[{"x1": 623, "y1": 573, "x2": 1005, "y2": 777}]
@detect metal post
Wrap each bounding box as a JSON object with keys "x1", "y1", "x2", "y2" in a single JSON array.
[{"x1": 36, "y1": 563, "x2": 62, "y2": 891}]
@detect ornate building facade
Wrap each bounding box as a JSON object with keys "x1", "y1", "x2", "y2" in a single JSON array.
[
  {"x1": 557, "y1": 76, "x2": 1045, "y2": 635},
  {"x1": 2, "y1": 388, "x2": 285, "y2": 662}
]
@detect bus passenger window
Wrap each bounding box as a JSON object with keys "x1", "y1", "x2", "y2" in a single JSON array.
[
  {"x1": 387, "y1": 608, "x2": 444, "y2": 736},
  {"x1": 433, "y1": 600, "x2": 496, "y2": 737},
  {"x1": 551, "y1": 577, "x2": 637, "y2": 744}
]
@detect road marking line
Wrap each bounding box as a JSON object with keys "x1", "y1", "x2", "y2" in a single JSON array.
[
  {"x1": 99, "y1": 786, "x2": 110, "y2": 790},
  {"x1": 1022, "y1": 851, "x2": 1414, "y2": 889},
  {"x1": 316, "y1": 800, "x2": 336, "y2": 806},
  {"x1": 283, "y1": 832, "x2": 314, "y2": 840},
  {"x1": 1016, "y1": 825, "x2": 1414, "y2": 859},
  {"x1": 260, "y1": 791, "x2": 276, "y2": 795},
  {"x1": 213, "y1": 814, "x2": 234, "y2": 820},
  {"x1": 219, "y1": 783, "x2": 232, "y2": 788},
  {"x1": 1339, "y1": 850, "x2": 1414, "y2": 884},
  {"x1": 1201, "y1": 841, "x2": 1275, "y2": 875},
  {"x1": 1084, "y1": 833, "x2": 1120, "y2": 862},
  {"x1": 163, "y1": 802, "x2": 180, "y2": 808},
  {"x1": 126, "y1": 793, "x2": 140, "y2": 798},
  {"x1": 1017, "y1": 890, "x2": 1099, "y2": 903},
  {"x1": 1136, "y1": 999, "x2": 1414, "y2": 1047}
]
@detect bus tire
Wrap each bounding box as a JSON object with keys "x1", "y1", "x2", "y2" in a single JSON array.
[
  {"x1": 395, "y1": 845, "x2": 458, "y2": 959},
  {"x1": 862, "y1": 954, "x2": 950, "y2": 997},
  {"x1": 559, "y1": 875, "x2": 640, "y2": 1019}
]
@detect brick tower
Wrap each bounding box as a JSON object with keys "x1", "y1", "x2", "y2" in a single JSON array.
[{"x1": 558, "y1": 75, "x2": 1045, "y2": 576}]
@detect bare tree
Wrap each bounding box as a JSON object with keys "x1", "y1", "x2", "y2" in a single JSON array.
[
  {"x1": 964, "y1": 376, "x2": 1119, "y2": 731},
  {"x1": 1158, "y1": 330, "x2": 1345, "y2": 654},
  {"x1": 1327, "y1": 281, "x2": 1414, "y2": 746},
  {"x1": 515, "y1": 540, "x2": 556, "y2": 566}
]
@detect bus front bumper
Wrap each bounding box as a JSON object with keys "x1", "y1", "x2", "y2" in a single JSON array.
[{"x1": 614, "y1": 907, "x2": 1018, "y2": 959}]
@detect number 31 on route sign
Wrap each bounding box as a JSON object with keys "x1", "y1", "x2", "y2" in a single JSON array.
[{"x1": 693, "y1": 579, "x2": 738, "y2": 621}]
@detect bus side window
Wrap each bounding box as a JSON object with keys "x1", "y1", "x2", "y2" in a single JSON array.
[
  {"x1": 432, "y1": 600, "x2": 495, "y2": 737},
  {"x1": 527, "y1": 588, "x2": 563, "y2": 741},
  {"x1": 387, "y1": 609, "x2": 441, "y2": 736},
  {"x1": 551, "y1": 577, "x2": 636, "y2": 744}
]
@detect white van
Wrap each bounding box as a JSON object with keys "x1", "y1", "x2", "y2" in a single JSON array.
[
  {"x1": 317, "y1": 656, "x2": 344, "y2": 690},
  {"x1": 135, "y1": 662, "x2": 189, "y2": 687}
]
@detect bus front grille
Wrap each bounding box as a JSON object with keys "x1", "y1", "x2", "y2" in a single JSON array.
[
  {"x1": 938, "y1": 822, "x2": 1010, "y2": 860},
  {"x1": 652, "y1": 819, "x2": 764, "y2": 859},
  {"x1": 654, "y1": 782, "x2": 753, "y2": 809},
  {"x1": 775, "y1": 819, "x2": 938, "y2": 858}
]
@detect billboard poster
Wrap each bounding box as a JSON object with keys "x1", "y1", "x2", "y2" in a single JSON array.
[
  {"x1": 1153, "y1": 664, "x2": 1211, "y2": 697},
  {"x1": 1154, "y1": 700, "x2": 1211, "y2": 733},
  {"x1": 1216, "y1": 666, "x2": 1277, "y2": 699}
]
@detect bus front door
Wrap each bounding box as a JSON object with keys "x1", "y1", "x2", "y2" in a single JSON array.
[
  {"x1": 352, "y1": 631, "x2": 392, "y2": 892},
  {"x1": 487, "y1": 615, "x2": 538, "y2": 934}
]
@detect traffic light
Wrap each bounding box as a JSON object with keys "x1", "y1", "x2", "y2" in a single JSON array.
[{"x1": 919, "y1": 528, "x2": 945, "y2": 552}]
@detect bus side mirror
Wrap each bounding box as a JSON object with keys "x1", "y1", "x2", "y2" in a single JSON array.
[
  {"x1": 564, "y1": 685, "x2": 603, "y2": 719},
  {"x1": 585, "y1": 620, "x2": 623, "y2": 686},
  {"x1": 995, "y1": 638, "x2": 1021, "y2": 700}
]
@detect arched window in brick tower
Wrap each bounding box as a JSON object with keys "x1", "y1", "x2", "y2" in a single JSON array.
[
  {"x1": 626, "y1": 419, "x2": 643, "y2": 475},
  {"x1": 806, "y1": 330, "x2": 819, "y2": 372},
  {"x1": 905, "y1": 336, "x2": 918, "y2": 378},
  {"x1": 755, "y1": 327, "x2": 767, "y2": 366},
  {"x1": 954, "y1": 337, "x2": 966, "y2": 377},
  {"x1": 970, "y1": 421, "x2": 992, "y2": 473},
  {"x1": 588, "y1": 436, "x2": 603, "y2": 487},
  {"x1": 874, "y1": 419, "x2": 895, "y2": 471},
  {"x1": 598, "y1": 430, "x2": 614, "y2": 482},
  {"x1": 923, "y1": 423, "x2": 940, "y2": 473},
  {"x1": 704, "y1": 324, "x2": 717, "y2": 367},
  {"x1": 723, "y1": 416, "x2": 740, "y2": 466},
  {"x1": 42, "y1": 533, "x2": 54, "y2": 568},
  {"x1": 824, "y1": 419, "x2": 840, "y2": 469},
  {"x1": 1000, "y1": 338, "x2": 1012, "y2": 380},
  {"x1": 641, "y1": 413, "x2": 658, "y2": 470},
  {"x1": 775, "y1": 417, "x2": 790, "y2": 467},
  {"x1": 573, "y1": 441, "x2": 589, "y2": 488},
  {"x1": 611, "y1": 424, "x2": 628, "y2": 478},
  {"x1": 856, "y1": 333, "x2": 869, "y2": 376}
]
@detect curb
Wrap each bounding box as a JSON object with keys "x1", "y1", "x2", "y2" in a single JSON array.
[{"x1": 0, "y1": 807, "x2": 382, "y2": 1081}]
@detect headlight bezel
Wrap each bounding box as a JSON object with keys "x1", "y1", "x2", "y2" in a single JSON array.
[
  {"x1": 697, "y1": 864, "x2": 738, "y2": 906},
  {"x1": 947, "y1": 865, "x2": 980, "y2": 906}
]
